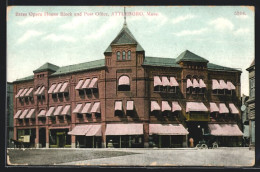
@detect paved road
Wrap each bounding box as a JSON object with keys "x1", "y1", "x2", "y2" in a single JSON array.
[{"x1": 7, "y1": 147, "x2": 255, "y2": 167}]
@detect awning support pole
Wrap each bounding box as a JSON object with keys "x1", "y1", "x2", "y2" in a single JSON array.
[{"x1": 120, "y1": 136, "x2": 121, "y2": 148}]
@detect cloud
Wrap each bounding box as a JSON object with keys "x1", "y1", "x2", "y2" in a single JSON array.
[
  {"x1": 173, "y1": 28, "x2": 207, "y2": 36},
  {"x1": 42, "y1": 34, "x2": 76, "y2": 42},
  {"x1": 172, "y1": 14, "x2": 196, "y2": 24},
  {"x1": 17, "y1": 14, "x2": 60, "y2": 25},
  {"x1": 17, "y1": 30, "x2": 43, "y2": 44},
  {"x1": 60, "y1": 16, "x2": 99, "y2": 30},
  {"x1": 234, "y1": 28, "x2": 250, "y2": 36},
  {"x1": 209, "y1": 18, "x2": 234, "y2": 31}
]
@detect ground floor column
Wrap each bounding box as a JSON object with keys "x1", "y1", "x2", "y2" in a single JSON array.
[
  {"x1": 35, "y1": 126, "x2": 39, "y2": 148},
  {"x1": 71, "y1": 124, "x2": 76, "y2": 148},
  {"x1": 46, "y1": 127, "x2": 49, "y2": 148},
  {"x1": 144, "y1": 122, "x2": 149, "y2": 148},
  {"x1": 101, "y1": 122, "x2": 106, "y2": 148}
]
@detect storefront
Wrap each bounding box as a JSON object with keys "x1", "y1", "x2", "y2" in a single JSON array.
[
  {"x1": 49, "y1": 129, "x2": 71, "y2": 148},
  {"x1": 105, "y1": 123, "x2": 144, "y2": 148},
  {"x1": 149, "y1": 124, "x2": 189, "y2": 148}
]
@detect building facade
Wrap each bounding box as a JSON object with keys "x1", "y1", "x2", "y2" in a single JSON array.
[
  {"x1": 12, "y1": 21, "x2": 243, "y2": 148},
  {"x1": 7, "y1": 82, "x2": 14, "y2": 147},
  {"x1": 246, "y1": 59, "x2": 255, "y2": 148}
]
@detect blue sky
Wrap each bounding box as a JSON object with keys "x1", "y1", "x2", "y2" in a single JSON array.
[{"x1": 7, "y1": 6, "x2": 254, "y2": 96}]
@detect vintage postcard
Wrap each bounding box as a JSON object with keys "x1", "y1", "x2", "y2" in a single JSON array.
[{"x1": 6, "y1": 6, "x2": 255, "y2": 166}]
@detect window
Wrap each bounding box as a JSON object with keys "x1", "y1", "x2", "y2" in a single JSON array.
[
  {"x1": 117, "y1": 51, "x2": 121, "y2": 60},
  {"x1": 122, "y1": 51, "x2": 126, "y2": 60},
  {"x1": 250, "y1": 77, "x2": 255, "y2": 98},
  {"x1": 118, "y1": 75, "x2": 130, "y2": 91},
  {"x1": 127, "y1": 51, "x2": 131, "y2": 60}
]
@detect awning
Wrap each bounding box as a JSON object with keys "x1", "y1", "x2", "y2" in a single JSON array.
[
  {"x1": 172, "y1": 101, "x2": 182, "y2": 112},
  {"x1": 25, "y1": 88, "x2": 34, "y2": 97},
  {"x1": 192, "y1": 79, "x2": 200, "y2": 88},
  {"x1": 149, "y1": 124, "x2": 189, "y2": 135},
  {"x1": 187, "y1": 79, "x2": 192, "y2": 88},
  {"x1": 68, "y1": 125, "x2": 102, "y2": 136},
  {"x1": 162, "y1": 101, "x2": 171, "y2": 112},
  {"x1": 82, "y1": 79, "x2": 91, "y2": 89},
  {"x1": 14, "y1": 110, "x2": 22, "y2": 118},
  {"x1": 61, "y1": 105, "x2": 71, "y2": 115},
  {"x1": 75, "y1": 79, "x2": 84, "y2": 90},
  {"x1": 199, "y1": 79, "x2": 206, "y2": 88},
  {"x1": 127, "y1": 101, "x2": 134, "y2": 111},
  {"x1": 212, "y1": 79, "x2": 221, "y2": 90},
  {"x1": 86, "y1": 125, "x2": 102, "y2": 136},
  {"x1": 60, "y1": 82, "x2": 69, "y2": 93},
  {"x1": 89, "y1": 78, "x2": 98, "y2": 88},
  {"x1": 46, "y1": 107, "x2": 55, "y2": 117},
  {"x1": 26, "y1": 109, "x2": 35, "y2": 118},
  {"x1": 162, "y1": 76, "x2": 170, "y2": 86},
  {"x1": 35, "y1": 87, "x2": 41, "y2": 95},
  {"x1": 91, "y1": 102, "x2": 101, "y2": 113},
  {"x1": 208, "y1": 124, "x2": 243, "y2": 136},
  {"x1": 118, "y1": 76, "x2": 130, "y2": 85},
  {"x1": 227, "y1": 81, "x2": 236, "y2": 90},
  {"x1": 54, "y1": 106, "x2": 63, "y2": 116},
  {"x1": 53, "y1": 83, "x2": 62, "y2": 93},
  {"x1": 15, "y1": 89, "x2": 24, "y2": 98},
  {"x1": 186, "y1": 102, "x2": 208, "y2": 112},
  {"x1": 20, "y1": 88, "x2": 28, "y2": 97},
  {"x1": 115, "y1": 101, "x2": 122, "y2": 111},
  {"x1": 219, "y1": 80, "x2": 228, "y2": 89},
  {"x1": 38, "y1": 86, "x2": 45, "y2": 95},
  {"x1": 219, "y1": 103, "x2": 229, "y2": 114},
  {"x1": 169, "y1": 77, "x2": 179, "y2": 87},
  {"x1": 154, "y1": 76, "x2": 162, "y2": 87},
  {"x1": 48, "y1": 84, "x2": 57, "y2": 94},
  {"x1": 229, "y1": 103, "x2": 239, "y2": 114},
  {"x1": 210, "y1": 103, "x2": 219, "y2": 113},
  {"x1": 73, "y1": 104, "x2": 83, "y2": 113},
  {"x1": 81, "y1": 103, "x2": 91, "y2": 114},
  {"x1": 151, "y1": 101, "x2": 161, "y2": 111},
  {"x1": 105, "y1": 124, "x2": 143, "y2": 135},
  {"x1": 19, "y1": 109, "x2": 29, "y2": 119},
  {"x1": 38, "y1": 110, "x2": 46, "y2": 117}
]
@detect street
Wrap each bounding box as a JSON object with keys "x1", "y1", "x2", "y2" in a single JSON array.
[{"x1": 7, "y1": 147, "x2": 254, "y2": 167}]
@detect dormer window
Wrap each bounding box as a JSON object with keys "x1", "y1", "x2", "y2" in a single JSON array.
[
  {"x1": 127, "y1": 51, "x2": 131, "y2": 60},
  {"x1": 122, "y1": 51, "x2": 126, "y2": 60},
  {"x1": 117, "y1": 51, "x2": 121, "y2": 60}
]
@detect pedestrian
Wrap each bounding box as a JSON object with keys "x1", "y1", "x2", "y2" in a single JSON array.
[{"x1": 189, "y1": 137, "x2": 194, "y2": 148}]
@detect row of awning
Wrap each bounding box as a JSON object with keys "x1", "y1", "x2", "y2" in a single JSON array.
[
  {"x1": 14, "y1": 109, "x2": 35, "y2": 119},
  {"x1": 151, "y1": 101, "x2": 182, "y2": 112},
  {"x1": 48, "y1": 82, "x2": 69, "y2": 94},
  {"x1": 154, "y1": 76, "x2": 179, "y2": 87},
  {"x1": 73, "y1": 102, "x2": 101, "y2": 114},
  {"x1": 151, "y1": 101, "x2": 239, "y2": 114},
  {"x1": 15, "y1": 87, "x2": 34, "y2": 98},
  {"x1": 68, "y1": 123, "x2": 243, "y2": 137},
  {"x1": 35, "y1": 86, "x2": 45, "y2": 96},
  {"x1": 212, "y1": 79, "x2": 236, "y2": 90},
  {"x1": 186, "y1": 79, "x2": 206, "y2": 88},
  {"x1": 75, "y1": 78, "x2": 98, "y2": 90},
  {"x1": 115, "y1": 101, "x2": 134, "y2": 111}
]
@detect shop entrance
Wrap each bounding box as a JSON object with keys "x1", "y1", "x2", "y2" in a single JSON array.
[
  {"x1": 49, "y1": 129, "x2": 71, "y2": 148},
  {"x1": 187, "y1": 122, "x2": 207, "y2": 146},
  {"x1": 39, "y1": 128, "x2": 46, "y2": 148}
]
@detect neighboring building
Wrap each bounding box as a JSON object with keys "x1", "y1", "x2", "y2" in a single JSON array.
[
  {"x1": 246, "y1": 59, "x2": 255, "y2": 148},
  {"x1": 12, "y1": 20, "x2": 243, "y2": 148},
  {"x1": 7, "y1": 82, "x2": 14, "y2": 147},
  {"x1": 241, "y1": 94, "x2": 249, "y2": 147}
]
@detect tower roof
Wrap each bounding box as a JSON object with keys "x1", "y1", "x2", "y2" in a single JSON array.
[
  {"x1": 175, "y1": 50, "x2": 209, "y2": 64},
  {"x1": 33, "y1": 62, "x2": 59, "y2": 73},
  {"x1": 104, "y1": 23, "x2": 144, "y2": 53}
]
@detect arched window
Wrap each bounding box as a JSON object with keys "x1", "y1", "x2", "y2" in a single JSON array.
[
  {"x1": 127, "y1": 51, "x2": 131, "y2": 60},
  {"x1": 117, "y1": 51, "x2": 121, "y2": 60},
  {"x1": 122, "y1": 51, "x2": 126, "y2": 60},
  {"x1": 118, "y1": 75, "x2": 130, "y2": 91}
]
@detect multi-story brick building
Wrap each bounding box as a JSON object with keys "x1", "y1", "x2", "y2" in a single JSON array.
[
  {"x1": 12, "y1": 21, "x2": 243, "y2": 148},
  {"x1": 246, "y1": 59, "x2": 255, "y2": 148}
]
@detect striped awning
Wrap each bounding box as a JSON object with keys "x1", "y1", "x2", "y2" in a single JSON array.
[
  {"x1": 208, "y1": 124, "x2": 243, "y2": 136},
  {"x1": 149, "y1": 124, "x2": 189, "y2": 135},
  {"x1": 105, "y1": 124, "x2": 143, "y2": 135}
]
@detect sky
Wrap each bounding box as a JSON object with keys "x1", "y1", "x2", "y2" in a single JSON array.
[{"x1": 7, "y1": 6, "x2": 254, "y2": 96}]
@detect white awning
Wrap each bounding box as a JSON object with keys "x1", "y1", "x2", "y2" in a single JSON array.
[
  {"x1": 172, "y1": 102, "x2": 182, "y2": 112},
  {"x1": 199, "y1": 79, "x2": 206, "y2": 88},
  {"x1": 89, "y1": 78, "x2": 98, "y2": 89},
  {"x1": 73, "y1": 104, "x2": 83, "y2": 113},
  {"x1": 118, "y1": 76, "x2": 130, "y2": 86},
  {"x1": 186, "y1": 102, "x2": 208, "y2": 112},
  {"x1": 208, "y1": 124, "x2": 243, "y2": 136},
  {"x1": 34, "y1": 87, "x2": 41, "y2": 95},
  {"x1": 53, "y1": 83, "x2": 62, "y2": 93},
  {"x1": 75, "y1": 79, "x2": 84, "y2": 90},
  {"x1": 38, "y1": 110, "x2": 46, "y2": 117},
  {"x1": 20, "y1": 88, "x2": 28, "y2": 97},
  {"x1": 229, "y1": 103, "x2": 239, "y2": 114},
  {"x1": 212, "y1": 79, "x2": 221, "y2": 90},
  {"x1": 91, "y1": 102, "x2": 101, "y2": 113},
  {"x1": 105, "y1": 124, "x2": 143, "y2": 135},
  {"x1": 15, "y1": 89, "x2": 24, "y2": 98},
  {"x1": 162, "y1": 101, "x2": 171, "y2": 112},
  {"x1": 38, "y1": 86, "x2": 45, "y2": 95},
  {"x1": 54, "y1": 106, "x2": 63, "y2": 116},
  {"x1": 26, "y1": 109, "x2": 35, "y2": 118},
  {"x1": 227, "y1": 81, "x2": 236, "y2": 90},
  {"x1": 210, "y1": 103, "x2": 219, "y2": 113},
  {"x1": 19, "y1": 109, "x2": 29, "y2": 119},
  {"x1": 127, "y1": 101, "x2": 134, "y2": 111},
  {"x1": 46, "y1": 107, "x2": 55, "y2": 117},
  {"x1": 81, "y1": 103, "x2": 92, "y2": 114},
  {"x1": 82, "y1": 79, "x2": 91, "y2": 89},
  {"x1": 154, "y1": 76, "x2": 162, "y2": 87},
  {"x1": 187, "y1": 79, "x2": 193, "y2": 88},
  {"x1": 192, "y1": 79, "x2": 200, "y2": 88},
  {"x1": 60, "y1": 82, "x2": 69, "y2": 93},
  {"x1": 219, "y1": 80, "x2": 228, "y2": 89},
  {"x1": 162, "y1": 76, "x2": 170, "y2": 86},
  {"x1": 14, "y1": 110, "x2": 22, "y2": 118},
  {"x1": 149, "y1": 124, "x2": 189, "y2": 135},
  {"x1": 61, "y1": 105, "x2": 71, "y2": 115},
  {"x1": 48, "y1": 84, "x2": 57, "y2": 94},
  {"x1": 151, "y1": 101, "x2": 161, "y2": 111},
  {"x1": 169, "y1": 77, "x2": 179, "y2": 87},
  {"x1": 115, "y1": 101, "x2": 123, "y2": 111},
  {"x1": 219, "y1": 103, "x2": 229, "y2": 114},
  {"x1": 25, "y1": 88, "x2": 34, "y2": 97}
]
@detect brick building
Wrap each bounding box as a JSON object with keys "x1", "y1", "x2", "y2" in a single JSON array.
[{"x1": 12, "y1": 21, "x2": 243, "y2": 148}]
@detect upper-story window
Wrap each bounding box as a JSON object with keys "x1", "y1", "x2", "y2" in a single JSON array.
[
  {"x1": 250, "y1": 77, "x2": 255, "y2": 98},
  {"x1": 117, "y1": 51, "x2": 121, "y2": 60},
  {"x1": 118, "y1": 75, "x2": 130, "y2": 91},
  {"x1": 122, "y1": 51, "x2": 126, "y2": 60},
  {"x1": 127, "y1": 51, "x2": 131, "y2": 60}
]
